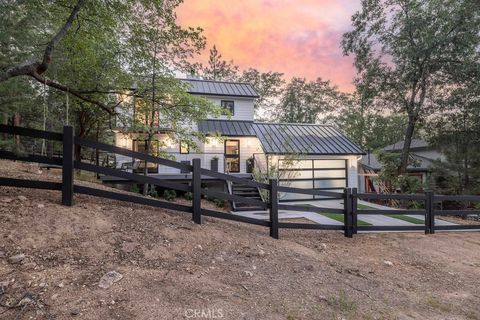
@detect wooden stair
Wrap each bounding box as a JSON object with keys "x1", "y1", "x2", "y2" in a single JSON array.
[{"x1": 229, "y1": 181, "x2": 265, "y2": 211}]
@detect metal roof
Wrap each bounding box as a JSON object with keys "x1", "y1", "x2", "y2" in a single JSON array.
[
  {"x1": 198, "y1": 120, "x2": 256, "y2": 136},
  {"x1": 253, "y1": 123, "x2": 365, "y2": 155},
  {"x1": 198, "y1": 120, "x2": 364, "y2": 155},
  {"x1": 181, "y1": 79, "x2": 259, "y2": 98},
  {"x1": 384, "y1": 139, "x2": 429, "y2": 151}
]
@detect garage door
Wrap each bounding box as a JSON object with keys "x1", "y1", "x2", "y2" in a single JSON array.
[{"x1": 278, "y1": 159, "x2": 347, "y2": 201}]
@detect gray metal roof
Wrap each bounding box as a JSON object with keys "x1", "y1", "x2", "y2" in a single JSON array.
[
  {"x1": 181, "y1": 79, "x2": 259, "y2": 98},
  {"x1": 384, "y1": 139, "x2": 429, "y2": 151},
  {"x1": 360, "y1": 152, "x2": 434, "y2": 172},
  {"x1": 198, "y1": 120, "x2": 256, "y2": 136},
  {"x1": 253, "y1": 123, "x2": 364, "y2": 155}
]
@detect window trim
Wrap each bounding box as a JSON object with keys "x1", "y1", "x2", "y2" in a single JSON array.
[{"x1": 221, "y1": 100, "x2": 235, "y2": 116}]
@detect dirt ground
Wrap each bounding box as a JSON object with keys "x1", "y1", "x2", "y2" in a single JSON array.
[{"x1": 0, "y1": 160, "x2": 479, "y2": 320}]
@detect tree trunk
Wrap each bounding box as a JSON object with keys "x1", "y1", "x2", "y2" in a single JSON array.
[
  {"x1": 398, "y1": 114, "x2": 416, "y2": 175},
  {"x1": 13, "y1": 112, "x2": 20, "y2": 145}
]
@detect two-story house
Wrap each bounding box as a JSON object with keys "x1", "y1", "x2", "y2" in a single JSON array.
[{"x1": 106, "y1": 78, "x2": 364, "y2": 207}]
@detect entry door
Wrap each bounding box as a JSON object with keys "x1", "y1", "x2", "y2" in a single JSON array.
[{"x1": 225, "y1": 140, "x2": 240, "y2": 173}]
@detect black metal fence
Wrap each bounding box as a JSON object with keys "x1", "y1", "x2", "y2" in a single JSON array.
[{"x1": 0, "y1": 125, "x2": 479, "y2": 239}]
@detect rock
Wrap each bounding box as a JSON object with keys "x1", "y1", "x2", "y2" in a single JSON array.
[
  {"x1": 37, "y1": 204, "x2": 45, "y2": 208},
  {"x1": 58, "y1": 283, "x2": 64, "y2": 288},
  {"x1": 318, "y1": 295, "x2": 328, "y2": 302},
  {"x1": 0, "y1": 251, "x2": 5, "y2": 258},
  {"x1": 70, "y1": 309, "x2": 80, "y2": 316},
  {"x1": 51, "y1": 294, "x2": 59, "y2": 300},
  {"x1": 214, "y1": 256, "x2": 224, "y2": 262},
  {"x1": 196, "y1": 245, "x2": 203, "y2": 251},
  {"x1": 17, "y1": 296, "x2": 34, "y2": 307},
  {"x1": 9, "y1": 254, "x2": 25, "y2": 264},
  {"x1": 243, "y1": 271, "x2": 253, "y2": 277},
  {"x1": 384, "y1": 260, "x2": 394, "y2": 266},
  {"x1": 17, "y1": 195, "x2": 27, "y2": 201},
  {"x1": 2, "y1": 198, "x2": 13, "y2": 203},
  {"x1": 121, "y1": 242, "x2": 138, "y2": 254},
  {"x1": 320, "y1": 243, "x2": 327, "y2": 250},
  {"x1": 258, "y1": 249, "x2": 266, "y2": 256},
  {"x1": 98, "y1": 271, "x2": 123, "y2": 289}
]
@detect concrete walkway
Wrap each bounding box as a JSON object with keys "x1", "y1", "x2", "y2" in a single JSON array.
[{"x1": 233, "y1": 199, "x2": 456, "y2": 227}]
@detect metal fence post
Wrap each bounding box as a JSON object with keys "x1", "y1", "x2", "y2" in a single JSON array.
[
  {"x1": 62, "y1": 126, "x2": 74, "y2": 206},
  {"x1": 352, "y1": 188, "x2": 358, "y2": 235},
  {"x1": 344, "y1": 188, "x2": 353, "y2": 238},
  {"x1": 269, "y1": 178, "x2": 279, "y2": 239},
  {"x1": 192, "y1": 158, "x2": 202, "y2": 224}
]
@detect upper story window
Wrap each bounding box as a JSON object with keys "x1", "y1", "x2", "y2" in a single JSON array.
[
  {"x1": 221, "y1": 100, "x2": 235, "y2": 116},
  {"x1": 180, "y1": 141, "x2": 189, "y2": 154}
]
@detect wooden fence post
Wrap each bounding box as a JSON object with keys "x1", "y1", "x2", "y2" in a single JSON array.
[
  {"x1": 427, "y1": 191, "x2": 435, "y2": 234},
  {"x1": 344, "y1": 188, "x2": 353, "y2": 238},
  {"x1": 352, "y1": 188, "x2": 358, "y2": 235},
  {"x1": 269, "y1": 178, "x2": 279, "y2": 239},
  {"x1": 62, "y1": 126, "x2": 74, "y2": 206},
  {"x1": 192, "y1": 158, "x2": 202, "y2": 224}
]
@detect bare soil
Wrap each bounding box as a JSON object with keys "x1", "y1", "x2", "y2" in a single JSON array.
[{"x1": 0, "y1": 160, "x2": 480, "y2": 320}]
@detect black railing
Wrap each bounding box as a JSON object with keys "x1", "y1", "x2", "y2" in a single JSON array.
[{"x1": 0, "y1": 124, "x2": 479, "y2": 239}]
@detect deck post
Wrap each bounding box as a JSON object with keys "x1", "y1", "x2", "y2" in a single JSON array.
[
  {"x1": 192, "y1": 158, "x2": 202, "y2": 224},
  {"x1": 344, "y1": 188, "x2": 353, "y2": 238},
  {"x1": 269, "y1": 178, "x2": 279, "y2": 239},
  {"x1": 62, "y1": 126, "x2": 74, "y2": 206},
  {"x1": 352, "y1": 188, "x2": 358, "y2": 234}
]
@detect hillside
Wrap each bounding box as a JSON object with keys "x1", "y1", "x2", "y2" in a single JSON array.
[{"x1": 0, "y1": 160, "x2": 479, "y2": 320}]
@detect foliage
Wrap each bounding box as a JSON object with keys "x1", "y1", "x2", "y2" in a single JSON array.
[
  {"x1": 130, "y1": 184, "x2": 140, "y2": 194},
  {"x1": 342, "y1": 0, "x2": 480, "y2": 174},
  {"x1": 183, "y1": 191, "x2": 193, "y2": 201},
  {"x1": 163, "y1": 189, "x2": 177, "y2": 201},
  {"x1": 213, "y1": 198, "x2": 226, "y2": 208},
  {"x1": 148, "y1": 186, "x2": 158, "y2": 198},
  {"x1": 375, "y1": 150, "x2": 423, "y2": 193},
  {"x1": 201, "y1": 45, "x2": 238, "y2": 81},
  {"x1": 275, "y1": 77, "x2": 343, "y2": 123}
]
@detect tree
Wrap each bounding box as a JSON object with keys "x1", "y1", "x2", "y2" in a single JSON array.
[
  {"x1": 201, "y1": 45, "x2": 238, "y2": 81},
  {"x1": 275, "y1": 77, "x2": 343, "y2": 124},
  {"x1": 342, "y1": 0, "x2": 480, "y2": 174},
  {"x1": 238, "y1": 68, "x2": 284, "y2": 119}
]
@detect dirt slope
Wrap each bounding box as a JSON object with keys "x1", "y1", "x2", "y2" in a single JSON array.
[{"x1": 0, "y1": 160, "x2": 479, "y2": 320}]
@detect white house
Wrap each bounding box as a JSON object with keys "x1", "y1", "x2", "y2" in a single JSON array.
[{"x1": 107, "y1": 78, "x2": 364, "y2": 206}]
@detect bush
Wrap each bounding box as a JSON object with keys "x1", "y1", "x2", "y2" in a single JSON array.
[
  {"x1": 130, "y1": 184, "x2": 140, "y2": 193},
  {"x1": 184, "y1": 192, "x2": 193, "y2": 200},
  {"x1": 148, "y1": 186, "x2": 158, "y2": 198},
  {"x1": 163, "y1": 189, "x2": 177, "y2": 201},
  {"x1": 213, "y1": 198, "x2": 226, "y2": 208}
]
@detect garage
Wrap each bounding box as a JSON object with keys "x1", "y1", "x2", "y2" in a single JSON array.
[{"x1": 278, "y1": 159, "x2": 348, "y2": 201}]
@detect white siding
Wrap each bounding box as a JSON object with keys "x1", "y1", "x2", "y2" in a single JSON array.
[{"x1": 203, "y1": 96, "x2": 255, "y2": 121}]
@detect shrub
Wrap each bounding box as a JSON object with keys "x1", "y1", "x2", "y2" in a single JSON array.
[
  {"x1": 163, "y1": 189, "x2": 177, "y2": 201},
  {"x1": 130, "y1": 184, "x2": 140, "y2": 193},
  {"x1": 148, "y1": 186, "x2": 158, "y2": 198},
  {"x1": 184, "y1": 192, "x2": 193, "y2": 200},
  {"x1": 213, "y1": 198, "x2": 226, "y2": 208}
]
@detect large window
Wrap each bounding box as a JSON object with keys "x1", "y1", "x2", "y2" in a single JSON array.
[
  {"x1": 221, "y1": 100, "x2": 235, "y2": 116},
  {"x1": 225, "y1": 140, "x2": 240, "y2": 173}
]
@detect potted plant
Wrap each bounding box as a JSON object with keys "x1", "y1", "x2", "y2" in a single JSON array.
[
  {"x1": 246, "y1": 156, "x2": 254, "y2": 173},
  {"x1": 211, "y1": 156, "x2": 219, "y2": 172}
]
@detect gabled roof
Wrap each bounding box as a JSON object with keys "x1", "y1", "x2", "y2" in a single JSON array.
[
  {"x1": 181, "y1": 79, "x2": 259, "y2": 98},
  {"x1": 384, "y1": 139, "x2": 429, "y2": 151},
  {"x1": 198, "y1": 120, "x2": 364, "y2": 155},
  {"x1": 253, "y1": 123, "x2": 364, "y2": 155},
  {"x1": 198, "y1": 120, "x2": 256, "y2": 137}
]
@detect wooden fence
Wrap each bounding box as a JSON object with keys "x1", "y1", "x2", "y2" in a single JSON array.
[{"x1": 0, "y1": 125, "x2": 479, "y2": 239}]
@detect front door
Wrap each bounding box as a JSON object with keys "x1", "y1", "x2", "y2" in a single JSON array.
[{"x1": 225, "y1": 140, "x2": 240, "y2": 173}]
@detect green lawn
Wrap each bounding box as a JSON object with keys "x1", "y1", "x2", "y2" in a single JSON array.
[
  {"x1": 298, "y1": 204, "x2": 372, "y2": 226},
  {"x1": 356, "y1": 203, "x2": 425, "y2": 225}
]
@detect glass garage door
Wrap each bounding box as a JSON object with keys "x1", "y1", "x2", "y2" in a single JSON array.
[{"x1": 278, "y1": 159, "x2": 347, "y2": 201}]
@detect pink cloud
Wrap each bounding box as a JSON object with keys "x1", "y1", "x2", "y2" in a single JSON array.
[{"x1": 177, "y1": 0, "x2": 361, "y2": 92}]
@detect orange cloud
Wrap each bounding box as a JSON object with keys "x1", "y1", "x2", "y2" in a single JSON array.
[{"x1": 177, "y1": 0, "x2": 361, "y2": 92}]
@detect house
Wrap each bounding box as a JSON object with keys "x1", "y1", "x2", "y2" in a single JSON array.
[
  {"x1": 358, "y1": 139, "x2": 445, "y2": 193},
  {"x1": 107, "y1": 78, "x2": 364, "y2": 205}
]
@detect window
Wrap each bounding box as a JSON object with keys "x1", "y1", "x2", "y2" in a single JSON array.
[
  {"x1": 224, "y1": 140, "x2": 240, "y2": 173},
  {"x1": 180, "y1": 141, "x2": 189, "y2": 154},
  {"x1": 221, "y1": 100, "x2": 235, "y2": 116},
  {"x1": 132, "y1": 140, "x2": 159, "y2": 173}
]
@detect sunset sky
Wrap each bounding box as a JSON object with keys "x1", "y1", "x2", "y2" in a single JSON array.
[{"x1": 177, "y1": 0, "x2": 361, "y2": 92}]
